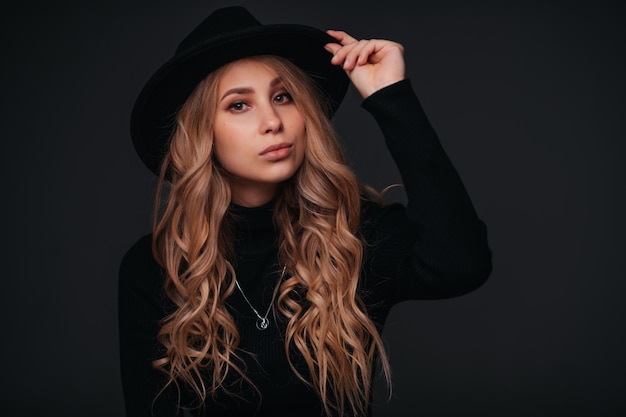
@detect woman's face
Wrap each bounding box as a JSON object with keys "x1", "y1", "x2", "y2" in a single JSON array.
[{"x1": 213, "y1": 59, "x2": 306, "y2": 207}]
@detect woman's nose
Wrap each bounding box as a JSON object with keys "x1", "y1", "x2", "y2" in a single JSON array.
[{"x1": 259, "y1": 105, "x2": 283, "y2": 134}]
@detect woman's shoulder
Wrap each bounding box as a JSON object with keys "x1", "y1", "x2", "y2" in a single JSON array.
[
  {"x1": 118, "y1": 233, "x2": 164, "y2": 290},
  {"x1": 120, "y1": 233, "x2": 154, "y2": 265}
]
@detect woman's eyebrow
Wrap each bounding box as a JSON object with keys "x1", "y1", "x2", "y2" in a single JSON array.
[
  {"x1": 220, "y1": 87, "x2": 253, "y2": 101},
  {"x1": 220, "y1": 77, "x2": 284, "y2": 101}
]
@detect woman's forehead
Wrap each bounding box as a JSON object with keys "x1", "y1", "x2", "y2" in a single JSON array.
[{"x1": 217, "y1": 59, "x2": 282, "y2": 91}]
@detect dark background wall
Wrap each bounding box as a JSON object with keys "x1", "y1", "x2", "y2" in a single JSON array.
[{"x1": 2, "y1": 0, "x2": 624, "y2": 416}]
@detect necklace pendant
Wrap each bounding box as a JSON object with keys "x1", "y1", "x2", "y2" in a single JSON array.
[
  {"x1": 256, "y1": 317, "x2": 269, "y2": 330},
  {"x1": 236, "y1": 266, "x2": 286, "y2": 331}
]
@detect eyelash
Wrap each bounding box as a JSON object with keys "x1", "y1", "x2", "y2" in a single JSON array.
[
  {"x1": 274, "y1": 92, "x2": 292, "y2": 103},
  {"x1": 229, "y1": 101, "x2": 248, "y2": 111},
  {"x1": 227, "y1": 92, "x2": 293, "y2": 112}
]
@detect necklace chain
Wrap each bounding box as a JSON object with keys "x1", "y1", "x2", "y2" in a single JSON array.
[{"x1": 235, "y1": 265, "x2": 286, "y2": 330}]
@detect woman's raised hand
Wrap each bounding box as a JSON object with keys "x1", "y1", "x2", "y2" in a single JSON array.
[{"x1": 325, "y1": 30, "x2": 406, "y2": 98}]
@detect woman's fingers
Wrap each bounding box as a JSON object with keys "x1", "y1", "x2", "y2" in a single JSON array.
[
  {"x1": 326, "y1": 29, "x2": 358, "y2": 45},
  {"x1": 326, "y1": 39, "x2": 384, "y2": 71},
  {"x1": 337, "y1": 40, "x2": 370, "y2": 70},
  {"x1": 325, "y1": 29, "x2": 361, "y2": 68}
]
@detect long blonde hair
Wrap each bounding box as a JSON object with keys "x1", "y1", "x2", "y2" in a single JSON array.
[{"x1": 152, "y1": 55, "x2": 391, "y2": 416}]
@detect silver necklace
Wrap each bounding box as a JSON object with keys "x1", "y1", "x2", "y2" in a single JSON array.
[{"x1": 235, "y1": 265, "x2": 286, "y2": 330}]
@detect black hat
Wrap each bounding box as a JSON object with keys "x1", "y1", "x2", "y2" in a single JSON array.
[{"x1": 130, "y1": 6, "x2": 350, "y2": 176}]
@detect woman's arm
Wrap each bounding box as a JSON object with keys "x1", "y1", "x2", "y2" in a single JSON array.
[
  {"x1": 361, "y1": 79, "x2": 492, "y2": 300},
  {"x1": 326, "y1": 32, "x2": 492, "y2": 301}
]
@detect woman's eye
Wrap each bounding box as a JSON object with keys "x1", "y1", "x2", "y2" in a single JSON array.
[
  {"x1": 274, "y1": 93, "x2": 292, "y2": 104},
  {"x1": 229, "y1": 101, "x2": 247, "y2": 111}
]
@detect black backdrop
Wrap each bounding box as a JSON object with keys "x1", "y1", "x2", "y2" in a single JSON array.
[{"x1": 2, "y1": 0, "x2": 625, "y2": 416}]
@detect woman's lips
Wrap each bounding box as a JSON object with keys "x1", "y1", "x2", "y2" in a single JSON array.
[{"x1": 260, "y1": 143, "x2": 293, "y2": 161}]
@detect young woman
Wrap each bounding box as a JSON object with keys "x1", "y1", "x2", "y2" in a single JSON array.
[{"x1": 119, "y1": 6, "x2": 492, "y2": 417}]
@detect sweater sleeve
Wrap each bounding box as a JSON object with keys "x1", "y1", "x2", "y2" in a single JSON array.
[
  {"x1": 360, "y1": 79, "x2": 492, "y2": 301},
  {"x1": 118, "y1": 235, "x2": 182, "y2": 417}
]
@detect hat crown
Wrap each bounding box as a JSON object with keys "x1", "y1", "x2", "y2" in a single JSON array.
[{"x1": 176, "y1": 6, "x2": 262, "y2": 54}]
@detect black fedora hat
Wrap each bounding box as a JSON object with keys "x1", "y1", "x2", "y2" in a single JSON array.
[{"x1": 130, "y1": 6, "x2": 350, "y2": 176}]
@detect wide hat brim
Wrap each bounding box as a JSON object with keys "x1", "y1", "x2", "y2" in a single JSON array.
[{"x1": 130, "y1": 8, "x2": 349, "y2": 176}]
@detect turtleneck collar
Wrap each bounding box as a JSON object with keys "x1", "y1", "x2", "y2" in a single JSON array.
[{"x1": 228, "y1": 198, "x2": 277, "y2": 257}]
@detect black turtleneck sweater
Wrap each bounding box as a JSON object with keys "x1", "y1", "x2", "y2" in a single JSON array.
[{"x1": 118, "y1": 80, "x2": 492, "y2": 416}]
